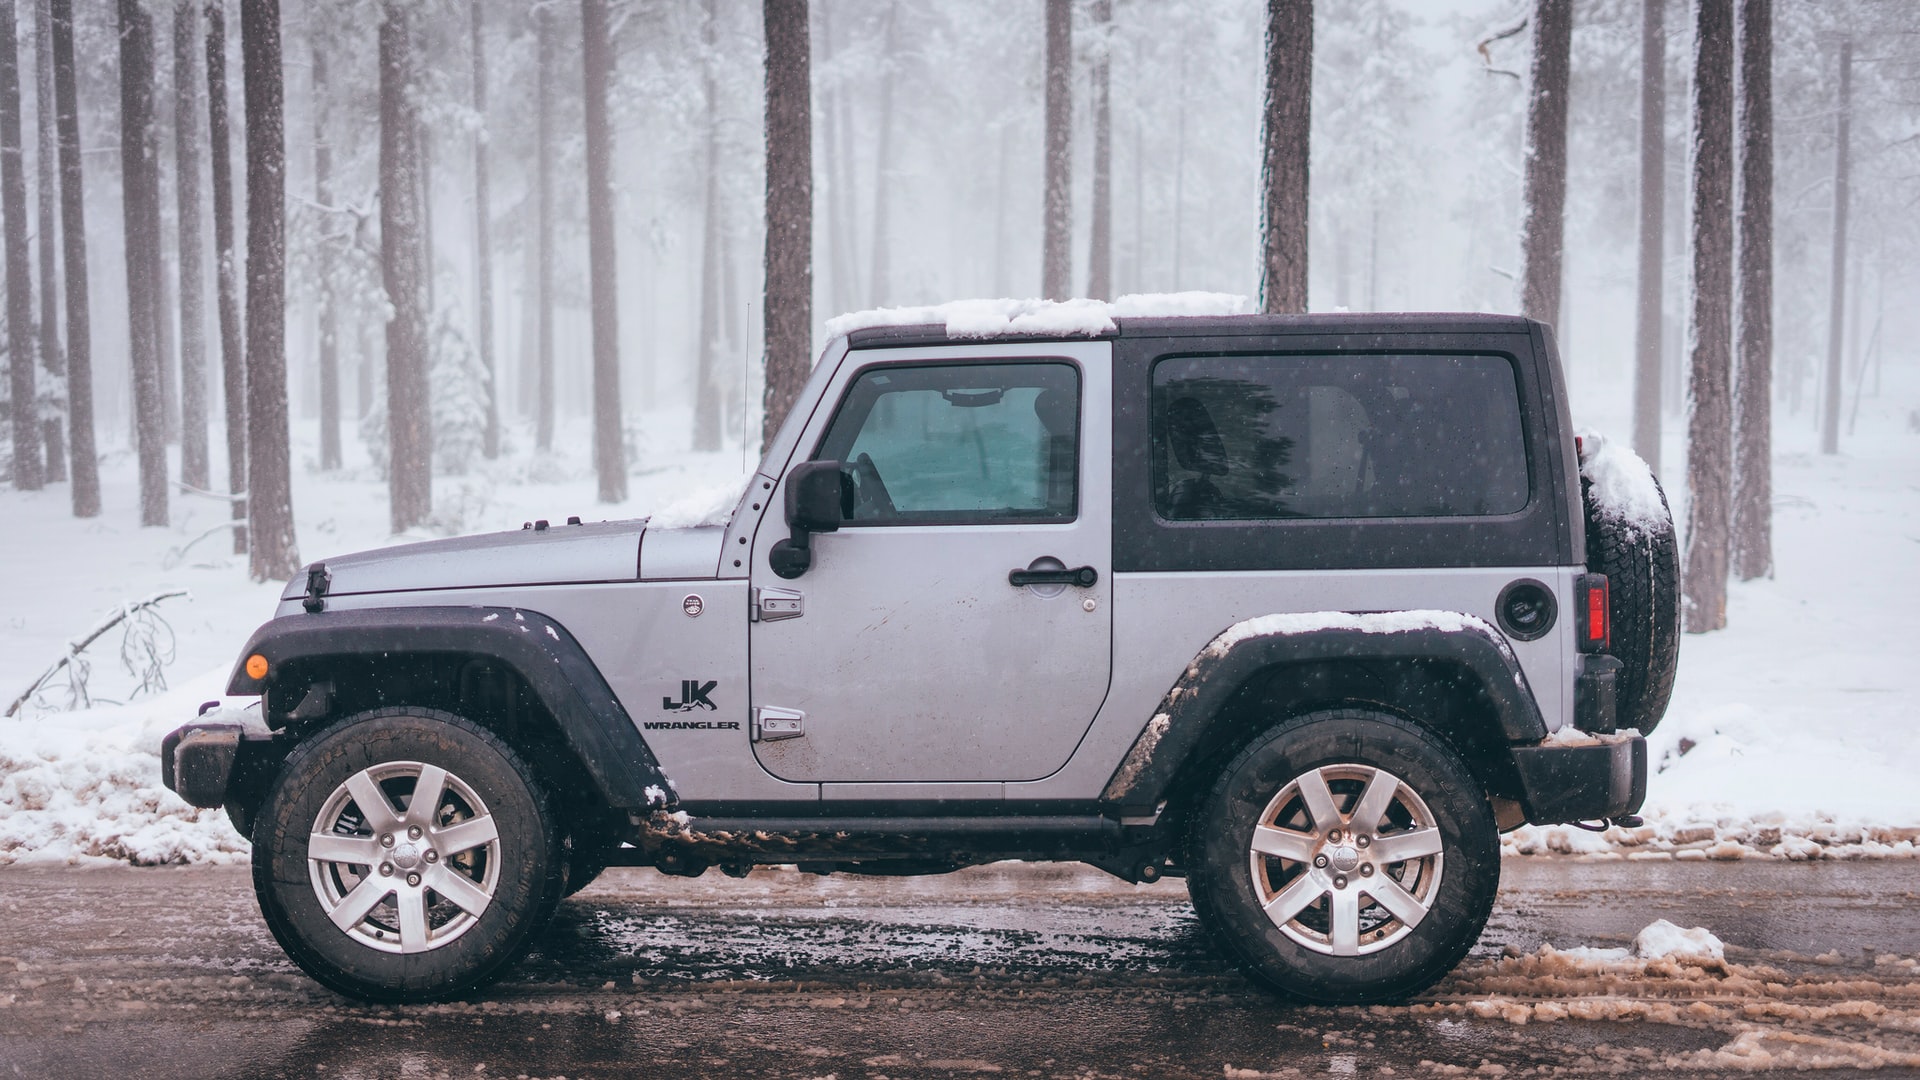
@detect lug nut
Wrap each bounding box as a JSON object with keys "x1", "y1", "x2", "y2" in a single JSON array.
[
  {"x1": 379, "y1": 863, "x2": 393, "y2": 877},
  {"x1": 1333, "y1": 875, "x2": 1348, "y2": 889},
  {"x1": 407, "y1": 826, "x2": 422, "y2": 840},
  {"x1": 1356, "y1": 835, "x2": 1371, "y2": 849},
  {"x1": 406, "y1": 872, "x2": 421, "y2": 887},
  {"x1": 380, "y1": 834, "x2": 394, "y2": 848},
  {"x1": 1313, "y1": 854, "x2": 1329, "y2": 868},
  {"x1": 424, "y1": 850, "x2": 439, "y2": 863},
  {"x1": 1361, "y1": 864, "x2": 1374, "y2": 877},
  {"x1": 1327, "y1": 829, "x2": 1341, "y2": 843}
]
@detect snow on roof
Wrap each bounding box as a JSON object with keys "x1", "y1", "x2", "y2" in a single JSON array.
[{"x1": 822, "y1": 291, "x2": 1250, "y2": 341}]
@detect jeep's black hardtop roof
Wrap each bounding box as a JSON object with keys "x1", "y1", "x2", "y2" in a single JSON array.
[{"x1": 843, "y1": 311, "x2": 1540, "y2": 350}]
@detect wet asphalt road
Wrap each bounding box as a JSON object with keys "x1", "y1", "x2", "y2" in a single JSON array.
[{"x1": 2, "y1": 859, "x2": 1918, "y2": 1079}]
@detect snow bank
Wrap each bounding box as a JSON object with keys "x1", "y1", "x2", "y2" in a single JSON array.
[
  {"x1": 823, "y1": 292, "x2": 1249, "y2": 341},
  {"x1": 1576, "y1": 428, "x2": 1668, "y2": 537}
]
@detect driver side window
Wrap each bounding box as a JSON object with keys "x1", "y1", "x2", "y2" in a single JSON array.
[{"x1": 815, "y1": 361, "x2": 1080, "y2": 524}]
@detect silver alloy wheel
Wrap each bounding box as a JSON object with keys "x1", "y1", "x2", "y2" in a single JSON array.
[
  {"x1": 1246, "y1": 764, "x2": 1445, "y2": 957},
  {"x1": 307, "y1": 761, "x2": 502, "y2": 954}
]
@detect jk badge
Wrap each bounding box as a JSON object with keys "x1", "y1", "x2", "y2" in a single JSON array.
[{"x1": 661, "y1": 679, "x2": 718, "y2": 712}]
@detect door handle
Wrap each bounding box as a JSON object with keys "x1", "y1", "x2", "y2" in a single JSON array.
[{"x1": 1008, "y1": 565, "x2": 1098, "y2": 588}]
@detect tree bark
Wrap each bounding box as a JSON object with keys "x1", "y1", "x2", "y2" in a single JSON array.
[
  {"x1": 1085, "y1": 0, "x2": 1112, "y2": 301},
  {"x1": 1731, "y1": 0, "x2": 1772, "y2": 580},
  {"x1": 1259, "y1": 0, "x2": 1311, "y2": 314},
  {"x1": 1682, "y1": 0, "x2": 1734, "y2": 634},
  {"x1": 1517, "y1": 0, "x2": 1571, "y2": 327},
  {"x1": 207, "y1": 0, "x2": 245, "y2": 550},
  {"x1": 1, "y1": 0, "x2": 40, "y2": 490},
  {"x1": 470, "y1": 0, "x2": 497, "y2": 460},
  {"x1": 581, "y1": 0, "x2": 625, "y2": 501},
  {"x1": 1041, "y1": 0, "x2": 1071, "y2": 300},
  {"x1": 118, "y1": 0, "x2": 167, "y2": 526},
  {"x1": 173, "y1": 0, "x2": 208, "y2": 489},
  {"x1": 381, "y1": 0, "x2": 429, "y2": 531},
  {"x1": 242, "y1": 0, "x2": 297, "y2": 580},
  {"x1": 1818, "y1": 40, "x2": 1849, "y2": 456},
  {"x1": 533, "y1": 1, "x2": 554, "y2": 453},
  {"x1": 868, "y1": 0, "x2": 896, "y2": 307},
  {"x1": 32, "y1": 0, "x2": 63, "y2": 482},
  {"x1": 312, "y1": 38, "x2": 338, "y2": 469},
  {"x1": 48, "y1": 0, "x2": 92, "y2": 515},
  {"x1": 1631, "y1": 0, "x2": 1665, "y2": 475},
  {"x1": 693, "y1": 0, "x2": 724, "y2": 453},
  {"x1": 761, "y1": 0, "x2": 811, "y2": 448}
]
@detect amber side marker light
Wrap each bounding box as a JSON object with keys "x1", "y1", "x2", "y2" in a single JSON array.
[{"x1": 245, "y1": 654, "x2": 270, "y2": 680}]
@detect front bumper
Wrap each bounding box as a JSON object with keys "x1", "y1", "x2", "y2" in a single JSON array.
[{"x1": 1510, "y1": 733, "x2": 1647, "y2": 825}]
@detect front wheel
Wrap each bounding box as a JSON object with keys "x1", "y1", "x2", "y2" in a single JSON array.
[
  {"x1": 1187, "y1": 709, "x2": 1499, "y2": 1004},
  {"x1": 251, "y1": 709, "x2": 564, "y2": 1002}
]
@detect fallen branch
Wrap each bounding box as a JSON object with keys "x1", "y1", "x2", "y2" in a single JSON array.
[
  {"x1": 164, "y1": 520, "x2": 247, "y2": 569},
  {"x1": 5, "y1": 590, "x2": 191, "y2": 719}
]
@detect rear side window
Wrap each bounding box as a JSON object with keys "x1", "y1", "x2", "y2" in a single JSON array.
[{"x1": 1151, "y1": 353, "x2": 1528, "y2": 521}]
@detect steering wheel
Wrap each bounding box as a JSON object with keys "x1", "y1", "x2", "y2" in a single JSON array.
[{"x1": 849, "y1": 452, "x2": 896, "y2": 518}]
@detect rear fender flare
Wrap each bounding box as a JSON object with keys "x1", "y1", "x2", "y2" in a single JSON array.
[
  {"x1": 1098, "y1": 611, "x2": 1546, "y2": 810},
  {"x1": 226, "y1": 606, "x2": 673, "y2": 811}
]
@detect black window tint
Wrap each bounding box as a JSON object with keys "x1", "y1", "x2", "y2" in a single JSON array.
[
  {"x1": 816, "y1": 362, "x2": 1079, "y2": 524},
  {"x1": 1151, "y1": 354, "x2": 1528, "y2": 520}
]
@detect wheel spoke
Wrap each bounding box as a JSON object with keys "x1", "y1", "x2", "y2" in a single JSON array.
[
  {"x1": 1250, "y1": 824, "x2": 1318, "y2": 863},
  {"x1": 432, "y1": 813, "x2": 499, "y2": 857},
  {"x1": 1294, "y1": 768, "x2": 1342, "y2": 833},
  {"x1": 1363, "y1": 874, "x2": 1431, "y2": 930},
  {"x1": 1346, "y1": 768, "x2": 1399, "y2": 835},
  {"x1": 1328, "y1": 888, "x2": 1362, "y2": 956},
  {"x1": 344, "y1": 770, "x2": 402, "y2": 835},
  {"x1": 1370, "y1": 826, "x2": 1444, "y2": 865},
  {"x1": 396, "y1": 888, "x2": 431, "y2": 953},
  {"x1": 307, "y1": 832, "x2": 382, "y2": 867},
  {"x1": 326, "y1": 874, "x2": 395, "y2": 934},
  {"x1": 406, "y1": 765, "x2": 450, "y2": 829},
  {"x1": 1261, "y1": 871, "x2": 1324, "y2": 927},
  {"x1": 424, "y1": 863, "x2": 494, "y2": 918}
]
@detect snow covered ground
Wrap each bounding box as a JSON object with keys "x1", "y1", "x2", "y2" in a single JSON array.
[{"x1": 2, "y1": 364, "x2": 1917, "y2": 866}]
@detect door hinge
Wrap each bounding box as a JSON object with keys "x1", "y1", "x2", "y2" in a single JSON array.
[
  {"x1": 752, "y1": 706, "x2": 806, "y2": 742},
  {"x1": 751, "y1": 586, "x2": 804, "y2": 623}
]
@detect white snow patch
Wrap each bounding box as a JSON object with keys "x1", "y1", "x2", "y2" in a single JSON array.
[
  {"x1": 1576, "y1": 428, "x2": 1668, "y2": 537},
  {"x1": 1631, "y1": 919, "x2": 1725, "y2": 963},
  {"x1": 1205, "y1": 610, "x2": 1494, "y2": 658},
  {"x1": 1538, "y1": 725, "x2": 1642, "y2": 748},
  {"x1": 823, "y1": 292, "x2": 1248, "y2": 341},
  {"x1": 643, "y1": 472, "x2": 751, "y2": 529}
]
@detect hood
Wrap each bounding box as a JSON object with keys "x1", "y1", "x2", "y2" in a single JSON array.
[{"x1": 283, "y1": 520, "x2": 646, "y2": 601}]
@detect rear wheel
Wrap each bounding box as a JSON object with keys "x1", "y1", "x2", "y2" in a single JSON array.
[
  {"x1": 1187, "y1": 709, "x2": 1499, "y2": 1004},
  {"x1": 251, "y1": 709, "x2": 564, "y2": 1002}
]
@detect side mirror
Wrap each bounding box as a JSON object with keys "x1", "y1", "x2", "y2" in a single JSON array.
[{"x1": 769, "y1": 460, "x2": 851, "y2": 579}]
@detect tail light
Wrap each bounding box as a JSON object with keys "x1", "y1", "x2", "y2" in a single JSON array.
[{"x1": 1577, "y1": 573, "x2": 1610, "y2": 653}]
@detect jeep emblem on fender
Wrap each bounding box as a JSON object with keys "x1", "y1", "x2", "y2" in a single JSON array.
[{"x1": 682, "y1": 594, "x2": 704, "y2": 618}]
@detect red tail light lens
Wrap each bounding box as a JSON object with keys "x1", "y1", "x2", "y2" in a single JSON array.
[{"x1": 1577, "y1": 573, "x2": 1610, "y2": 653}]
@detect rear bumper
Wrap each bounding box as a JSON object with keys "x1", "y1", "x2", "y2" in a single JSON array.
[{"x1": 1510, "y1": 734, "x2": 1647, "y2": 825}]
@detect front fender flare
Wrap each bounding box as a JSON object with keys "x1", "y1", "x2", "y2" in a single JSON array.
[
  {"x1": 226, "y1": 606, "x2": 673, "y2": 811},
  {"x1": 1098, "y1": 611, "x2": 1546, "y2": 810}
]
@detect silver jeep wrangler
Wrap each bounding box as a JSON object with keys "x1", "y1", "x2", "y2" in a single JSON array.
[{"x1": 163, "y1": 313, "x2": 1674, "y2": 1005}]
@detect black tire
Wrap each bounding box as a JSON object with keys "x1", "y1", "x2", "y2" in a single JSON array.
[
  {"x1": 1582, "y1": 471, "x2": 1681, "y2": 734},
  {"x1": 1186, "y1": 710, "x2": 1500, "y2": 1005},
  {"x1": 251, "y1": 709, "x2": 564, "y2": 1002},
  {"x1": 562, "y1": 824, "x2": 621, "y2": 898}
]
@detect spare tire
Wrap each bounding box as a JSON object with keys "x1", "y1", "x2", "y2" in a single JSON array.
[{"x1": 1579, "y1": 434, "x2": 1681, "y2": 735}]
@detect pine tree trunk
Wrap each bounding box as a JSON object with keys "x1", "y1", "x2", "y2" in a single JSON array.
[
  {"x1": 381, "y1": 0, "x2": 429, "y2": 531},
  {"x1": 1040, "y1": 0, "x2": 1071, "y2": 300},
  {"x1": 1085, "y1": 0, "x2": 1112, "y2": 301},
  {"x1": 207, "y1": 0, "x2": 245, "y2": 550},
  {"x1": 48, "y1": 0, "x2": 93, "y2": 515},
  {"x1": 818, "y1": 5, "x2": 854, "y2": 317},
  {"x1": 241, "y1": 0, "x2": 297, "y2": 580},
  {"x1": 470, "y1": 0, "x2": 497, "y2": 460},
  {"x1": 1818, "y1": 40, "x2": 1849, "y2": 456},
  {"x1": 312, "y1": 39, "x2": 339, "y2": 470},
  {"x1": 33, "y1": 0, "x2": 64, "y2": 483},
  {"x1": 533, "y1": 1, "x2": 554, "y2": 453},
  {"x1": 868, "y1": 0, "x2": 896, "y2": 308},
  {"x1": 1517, "y1": 0, "x2": 1571, "y2": 327},
  {"x1": 581, "y1": 0, "x2": 625, "y2": 500},
  {"x1": 1631, "y1": 0, "x2": 1665, "y2": 475},
  {"x1": 173, "y1": 0, "x2": 208, "y2": 489},
  {"x1": 760, "y1": 0, "x2": 811, "y2": 447},
  {"x1": 1682, "y1": 0, "x2": 1735, "y2": 634},
  {"x1": 118, "y1": 0, "x2": 167, "y2": 526},
  {"x1": 1259, "y1": 0, "x2": 1311, "y2": 314},
  {"x1": 693, "y1": 0, "x2": 723, "y2": 453},
  {"x1": 1730, "y1": 0, "x2": 1772, "y2": 581},
  {"x1": 1, "y1": 0, "x2": 41, "y2": 490}
]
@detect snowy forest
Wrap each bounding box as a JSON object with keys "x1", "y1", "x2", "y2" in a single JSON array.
[{"x1": 0, "y1": 0, "x2": 1916, "y2": 634}]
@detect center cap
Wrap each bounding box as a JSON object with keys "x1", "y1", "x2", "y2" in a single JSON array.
[
  {"x1": 391, "y1": 841, "x2": 423, "y2": 870},
  {"x1": 1328, "y1": 844, "x2": 1360, "y2": 873}
]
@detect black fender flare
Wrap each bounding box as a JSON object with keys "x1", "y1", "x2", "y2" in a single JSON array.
[
  {"x1": 1098, "y1": 611, "x2": 1546, "y2": 811},
  {"x1": 226, "y1": 606, "x2": 673, "y2": 811}
]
